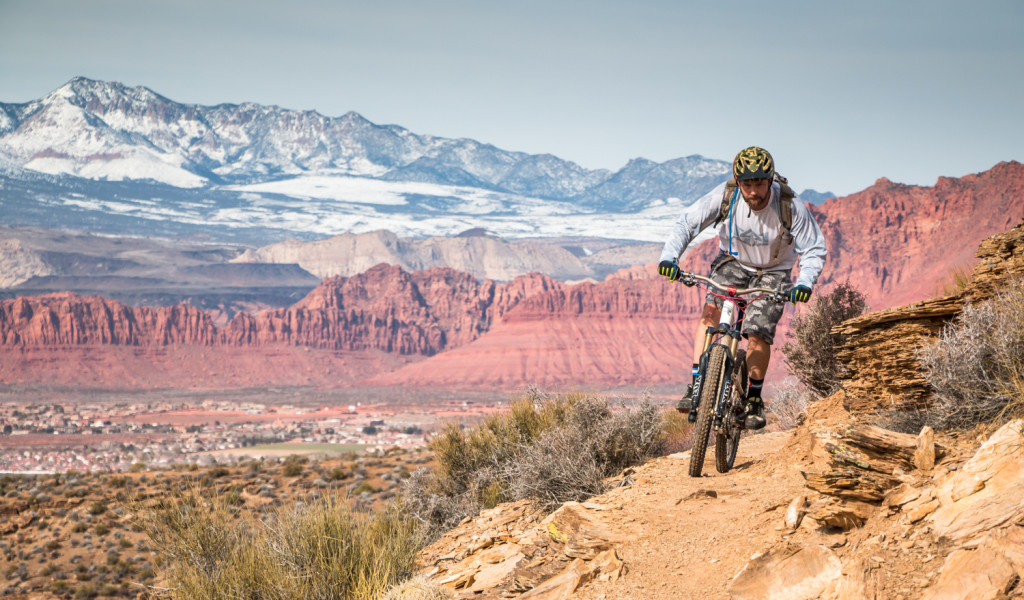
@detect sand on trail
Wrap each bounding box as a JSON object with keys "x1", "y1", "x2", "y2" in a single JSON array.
[{"x1": 571, "y1": 429, "x2": 812, "y2": 600}]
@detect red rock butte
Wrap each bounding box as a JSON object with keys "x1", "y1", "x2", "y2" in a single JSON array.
[{"x1": 1, "y1": 162, "x2": 1021, "y2": 392}]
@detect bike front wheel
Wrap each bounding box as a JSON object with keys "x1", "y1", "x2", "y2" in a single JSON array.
[
  {"x1": 689, "y1": 344, "x2": 728, "y2": 478},
  {"x1": 715, "y1": 349, "x2": 748, "y2": 473}
]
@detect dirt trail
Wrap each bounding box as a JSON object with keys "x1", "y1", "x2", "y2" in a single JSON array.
[{"x1": 571, "y1": 430, "x2": 808, "y2": 600}]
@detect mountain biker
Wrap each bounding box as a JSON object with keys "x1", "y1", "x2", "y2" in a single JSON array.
[{"x1": 658, "y1": 146, "x2": 827, "y2": 430}]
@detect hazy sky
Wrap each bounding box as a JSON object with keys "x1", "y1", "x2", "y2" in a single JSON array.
[{"x1": 1, "y1": 0, "x2": 1021, "y2": 195}]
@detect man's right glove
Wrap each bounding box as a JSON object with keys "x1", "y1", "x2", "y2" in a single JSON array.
[
  {"x1": 658, "y1": 260, "x2": 681, "y2": 282},
  {"x1": 790, "y1": 285, "x2": 812, "y2": 303}
]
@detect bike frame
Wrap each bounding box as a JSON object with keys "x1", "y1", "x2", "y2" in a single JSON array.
[{"x1": 682, "y1": 273, "x2": 787, "y2": 428}]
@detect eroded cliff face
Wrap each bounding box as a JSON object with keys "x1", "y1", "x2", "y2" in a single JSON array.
[
  {"x1": 0, "y1": 294, "x2": 217, "y2": 346},
  {"x1": 0, "y1": 163, "x2": 1021, "y2": 391},
  {"x1": 812, "y1": 161, "x2": 1024, "y2": 309},
  {"x1": 0, "y1": 264, "x2": 562, "y2": 356}
]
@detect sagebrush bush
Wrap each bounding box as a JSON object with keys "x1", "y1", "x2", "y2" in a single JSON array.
[
  {"x1": 781, "y1": 280, "x2": 868, "y2": 398},
  {"x1": 917, "y1": 279, "x2": 1024, "y2": 431},
  {"x1": 136, "y1": 491, "x2": 420, "y2": 600},
  {"x1": 506, "y1": 425, "x2": 606, "y2": 509},
  {"x1": 401, "y1": 390, "x2": 665, "y2": 533},
  {"x1": 766, "y1": 379, "x2": 812, "y2": 431}
]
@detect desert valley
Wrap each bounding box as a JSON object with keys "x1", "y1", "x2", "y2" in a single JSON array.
[{"x1": 1, "y1": 78, "x2": 1024, "y2": 600}]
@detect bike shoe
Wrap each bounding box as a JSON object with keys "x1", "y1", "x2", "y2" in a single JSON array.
[
  {"x1": 744, "y1": 397, "x2": 767, "y2": 430},
  {"x1": 676, "y1": 384, "x2": 697, "y2": 423}
]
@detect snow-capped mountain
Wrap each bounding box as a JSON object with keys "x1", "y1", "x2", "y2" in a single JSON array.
[{"x1": 0, "y1": 77, "x2": 737, "y2": 242}]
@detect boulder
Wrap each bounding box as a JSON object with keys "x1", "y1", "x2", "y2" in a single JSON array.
[
  {"x1": 920, "y1": 546, "x2": 1016, "y2": 600},
  {"x1": 929, "y1": 419, "x2": 1024, "y2": 544},
  {"x1": 729, "y1": 544, "x2": 841, "y2": 600}
]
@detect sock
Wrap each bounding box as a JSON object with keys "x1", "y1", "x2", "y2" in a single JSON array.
[
  {"x1": 748, "y1": 378, "x2": 764, "y2": 401},
  {"x1": 691, "y1": 364, "x2": 699, "y2": 383}
]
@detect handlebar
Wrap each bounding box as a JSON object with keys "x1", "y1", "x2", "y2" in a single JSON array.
[{"x1": 676, "y1": 271, "x2": 790, "y2": 303}]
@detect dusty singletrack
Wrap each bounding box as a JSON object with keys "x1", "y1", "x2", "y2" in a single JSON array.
[{"x1": 571, "y1": 430, "x2": 810, "y2": 600}]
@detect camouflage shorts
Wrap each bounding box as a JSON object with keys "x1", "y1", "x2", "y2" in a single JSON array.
[{"x1": 704, "y1": 252, "x2": 791, "y2": 345}]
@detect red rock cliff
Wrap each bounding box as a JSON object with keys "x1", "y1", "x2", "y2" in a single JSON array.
[
  {"x1": 0, "y1": 293, "x2": 217, "y2": 346},
  {"x1": 0, "y1": 264, "x2": 559, "y2": 357},
  {"x1": 1, "y1": 162, "x2": 1022, "y2": 391},
  {"x1": 812, "y1": 161, "x2": 1024, "y2": 308}
]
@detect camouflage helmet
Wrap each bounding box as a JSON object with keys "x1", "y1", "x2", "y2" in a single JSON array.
[{"x1": 733, "y1": 146, "x2": 774, "y2": 181}]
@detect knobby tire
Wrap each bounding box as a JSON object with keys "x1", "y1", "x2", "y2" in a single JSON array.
[
  {"x1": 716, "y1": 349, "x2": 747, "y2": 473},
  {"x1": 689, "y1": 344, "x2": 727, "y2": 478}
]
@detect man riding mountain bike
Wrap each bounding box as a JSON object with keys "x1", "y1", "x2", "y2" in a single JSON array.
[{"x1": 659, "y1": 146, "x2": 827, "y2": 430}]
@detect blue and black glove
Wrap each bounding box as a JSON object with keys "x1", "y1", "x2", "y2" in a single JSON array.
[
  {"x1": 790, "y1": 285, "x2": 812, "y2": 303},
  {"x1": 658, "y1": 260, "x2": 681, "y2": 282}
]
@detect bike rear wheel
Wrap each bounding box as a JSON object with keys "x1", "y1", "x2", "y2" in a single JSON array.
[
  {"x1": 689, "y1": 344, "x2": 727, "y2": 478},
  {"x1": 716, "y1": 349, "x2": 748, "y2": 473}
]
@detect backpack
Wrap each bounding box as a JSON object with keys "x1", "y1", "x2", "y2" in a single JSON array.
[{"x1": 712, "y1": 173, "x2": 796, "y2": 267}]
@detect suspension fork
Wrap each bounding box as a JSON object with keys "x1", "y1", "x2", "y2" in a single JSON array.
[
  {"x1": 693, "y1": 324, "x2": 739, "y2": 420},
  {"x1": 713, "y1": 331, "x2": 743, "y2": 426}
]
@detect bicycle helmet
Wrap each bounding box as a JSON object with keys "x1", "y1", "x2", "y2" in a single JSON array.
[{"x1": 733, "y1": 146, "x2": 774, "y2": 181}]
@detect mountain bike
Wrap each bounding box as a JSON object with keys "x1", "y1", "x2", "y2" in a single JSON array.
[{"x1": 677, "y1": 271, "x2": 790, "y2": 477}]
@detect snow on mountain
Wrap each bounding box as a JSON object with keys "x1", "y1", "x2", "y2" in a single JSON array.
[{"x1": 0, "y1": 77, "x2": 738, "y2": 242}]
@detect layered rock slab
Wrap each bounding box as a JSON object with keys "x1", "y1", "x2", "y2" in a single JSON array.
[
  {"x1": 835, "y1": 217, "x2": 1024, "y2": 415},
  {"x1": 416, "y1": 500, "x2": 624, "y2": 599}
]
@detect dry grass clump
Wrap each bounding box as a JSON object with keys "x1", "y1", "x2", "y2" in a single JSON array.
[
  {"x1": 401, "y1": 389, "x2": 665, "y2": 536},
  {"x1": 781, "y1": 280, "x2": 868, "y2": 398},
  {"x1": 136, "y1": 490, "x2": 420, "y2": 600},
  {"x1": 935, "y1": 263, "x2": 974, "y2": 298},
  {"x1": 917, "y1": 279, "x2": 1024, "y2": 431}
]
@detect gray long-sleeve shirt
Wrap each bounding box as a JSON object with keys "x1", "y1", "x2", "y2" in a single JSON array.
[{"x1": 660, "y1": 181, "x2": 827, "y2": 289}]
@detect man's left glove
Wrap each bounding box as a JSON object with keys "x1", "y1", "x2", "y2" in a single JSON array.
[
  {"x1": 790, "y1": 285, "x2": 812, "y2": 303},
  {"x1": 658, "y1": 260, "x2": 681, "y2": 281}
]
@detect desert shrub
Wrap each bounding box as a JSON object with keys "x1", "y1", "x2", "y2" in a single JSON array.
[
  {"x1": 208, "y1": 466, "x2": 230, "y2": 479},
  {"x1": 328, "y1": 468, "x2": 350, "y2": 481},
  {"x1": 280, "y1": 458, "x2": 303, "y2": 477},
  {"x1": 88, "y1": 501, "x2": 107, "y2": 516},
  {"x1": 397, "y1": 468, "x2": 479, "y2": 542},
  {"x1": 351, "y1": 482, "x2": 376, "y2": 496},
  {"x1": 918, "y1": 279, "x2": 1024, "y2": 431},
  {"x1": 781, "y1": 280, "x2": 868, "y2": 398},
  {"x1": 136, "y1": 491, "x2": 420, "y2": 600},
  {"x1": 402, "y1": 390, "x2": 665, "y2": 534},
  {"x1": 506, "y1": 425, "x2": 606, "y2": 508},
  {"x1": 659, "y1": 409, "x2": 693, "y2": 455},
  {"x1": 766, "y1": 379, "x2": 813, "y2": 431},
  {"x1": 506, "y1": 394, "x2": 664, "y2": 510}
]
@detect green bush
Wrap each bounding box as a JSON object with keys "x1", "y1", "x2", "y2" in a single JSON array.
[
  {"x1": 351, "y1": 482, "x2": 376, "y2": 496},
  {"x1": 328, "y1": 468, "x2": 350, "y2": 481},
  {"x1": 918, "y1": 279, "x2": 1024, "y2": 431},
  {"x1": 282, "y1": 461, "x2": 304, "y2": 477},
  {"x1": 781, "y1": 280, "x2": 868, "y2": 398}
]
